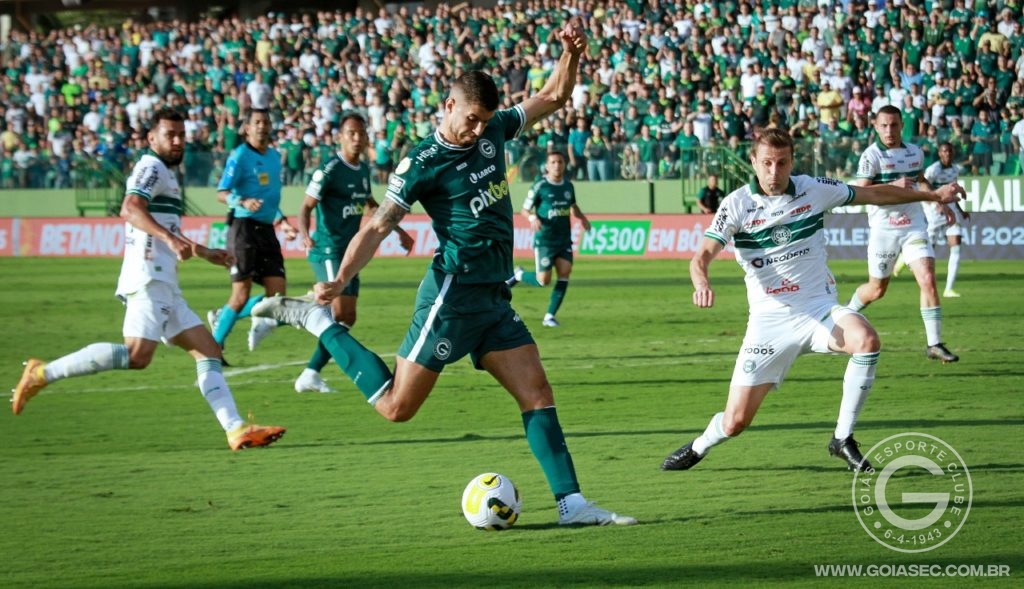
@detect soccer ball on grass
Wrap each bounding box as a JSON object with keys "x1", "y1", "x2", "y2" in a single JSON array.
[{"x1": 461, "y1": 472, "x2": 521, "y2": 530}]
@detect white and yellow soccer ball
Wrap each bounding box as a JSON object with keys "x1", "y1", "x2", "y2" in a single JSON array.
[{"x1": 461, "y1": 472, "x2": 521, "y2": 530}]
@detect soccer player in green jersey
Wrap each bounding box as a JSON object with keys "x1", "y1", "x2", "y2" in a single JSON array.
[
  {"x1": 507, "y1": 151, "x2": 591, "y2": 327},
  {"x1": 294, "y1": 113, "x2": 413, "y2": 393},
  {"x1": 254, "y1": 20, "x2": 636, "y2": 526}
]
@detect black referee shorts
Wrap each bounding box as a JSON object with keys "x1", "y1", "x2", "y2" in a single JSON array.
[{"x1": 227, "y1": 217, "x2": 286, "y2": 284}]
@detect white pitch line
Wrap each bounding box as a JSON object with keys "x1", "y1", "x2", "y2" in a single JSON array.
[{"x1": 223, "y1": 360, "x2": 307, "y2": 377}]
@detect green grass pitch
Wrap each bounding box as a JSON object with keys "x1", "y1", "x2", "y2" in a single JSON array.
[{"x1": 0, "y1": 256, "x2": 1021, "y2": 588}]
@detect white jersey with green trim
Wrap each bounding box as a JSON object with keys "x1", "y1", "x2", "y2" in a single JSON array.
[
  {"x1": 922, "y1": 161, "x2": 962, "y2": 229},
  {"x1": 116, "y1": 154, "x2": 185, "y2": 296},
  {"x1": 705, "y1": 175, "x2": 855, "y2": 310},
  {"x1": 855, "y1": 141, "x2": 926, "y2": 231}
]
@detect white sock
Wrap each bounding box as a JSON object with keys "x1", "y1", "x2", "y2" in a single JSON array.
[
  {"x1": 946, "y1": 246, "x2": 960, "y2": 291},
  {"x1": 196, "y1": 358, "x2": 243, "y2": 432},
  {"x1": 253, "y1": 316, "x2": 278, "y2": 330},
  {"x1": 303, "y1": 305, "x2": 336, "y2": 338},
  {"x1": 848, "y1": 291, "x2": 867, "y2": 312},
  {"x1": 691, "y1": 412, "x2": 730, "y2": 456},
  {"x1": 557, "y1": 492, "x2": 586, "y2": 518},
  {"x1": 921, "y1": 306, "x2": 942, "y2": 346},
  {"x1": 834, "y1": 352, "x2": 879, "y2": 439},
  {"x1": 44, "y1": 343, "x2": 129, "y2": 382}
]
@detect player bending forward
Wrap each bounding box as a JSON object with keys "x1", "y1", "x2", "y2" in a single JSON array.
[{"x1": 662, "y1": 129, "x2": 964, "y2": 473}]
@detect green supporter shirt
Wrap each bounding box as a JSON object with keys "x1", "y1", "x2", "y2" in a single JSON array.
[
  {"x1": 600, "y1": 92, "x2": 626, "y2": 115},
  {"x1": 385, "y1": 106, "x2": 525, "y2": 283},
  {"x1": 902, "y1": 108, "x2": 925, "y2": 141},
  {"x1": 522, "y1": 176, "x2": 577, "y2": 249},
  {"x1": 635, "y1": 136, "x2": 658, "y2": 163},
  {"x1": 674, "y1": 133, "x2": 701, "y2": 163},
  {"x1": 622, "y1": 115, "x2": 642, "y2": 140},
  {"x1": 870, "y1": 53, "x2": 892, "y2": 86},
  {"x1": 923, "y1": 24, "x2": 944, "y2": 47},
  {"x1": 977, "y1": 52, "x2": 997, "y2": 77},
  {"x1": 971, "y1": 120, "x2": 997, "y2": 154},
  {"x1": 957, "y1": 84, "x2": 979, "y2": 117},
  {"x1": 305, "y1": 155, "x2": 373, "y2": 261},
  {"x1": 283, "y1": 139, "x2": 305, "y2": 170},
  {"x1": 903, "y1": 40, "x2": 924, "y2": 68}
]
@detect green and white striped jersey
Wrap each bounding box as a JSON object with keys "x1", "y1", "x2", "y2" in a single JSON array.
[
  {"x1": 856, "y1": 140, "x2": 927, "y2": 231},
  {"x1": 706, "y1": 175, "x2": 855, "y2": 310},
  {"x1": 116, "y1": 153, "x2": 185, "y2": 296}
]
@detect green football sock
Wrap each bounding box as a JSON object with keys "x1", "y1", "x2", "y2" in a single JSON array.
[
  {"x1": 319, "y1": 324, "x2": 392, "y2": 400},
  {"x1": 308, "y1": 323, "x2": 346, "y2": 371},
  {"x1": 522, "y1": 407, "x2": 580, "y2": 499},
  {"x1": 307, "y1": 340, "x2": 332, "y2": 372},
  {"x1": 547, "y1": 279, "x2": 568, "y2": 316},
  {"x1": 520, "y1": 270, "x2": 542, "y2": 287}
]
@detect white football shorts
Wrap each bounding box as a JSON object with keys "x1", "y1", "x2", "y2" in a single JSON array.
[
  {"x1": 730, "y1": 300, "x2": 860, "y2": 390},
  {"x1": 121, "y1": 281, "x2": 202, "y2": 343},
  {"x1": 867, "y1": 228, "x2": 934, "y2": 279},
  {"x1": 925, "y1": 204, "x2": 965, "y2": 242}
]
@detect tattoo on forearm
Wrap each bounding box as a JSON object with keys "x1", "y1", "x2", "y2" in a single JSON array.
[{"x1": 374, "y1": 199, "x2": 407, "y2": 231}]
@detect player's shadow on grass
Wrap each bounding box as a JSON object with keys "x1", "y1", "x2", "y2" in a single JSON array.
[
  {"x1": 745, "y1": 418, "x2": 1024, "y2": 432},
  {"x1": 155, "y1": 552, "x2": 1018, "y2": 589},
  {"x1": 348, "y1": 417, "x2": 1023, "y2": 448}
]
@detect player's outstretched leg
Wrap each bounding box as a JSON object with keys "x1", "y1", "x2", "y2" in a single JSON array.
[
  {"x1": 11, "y1": 343, "x2": 131, "y2": 415},
  {"x1": 253, "y1": 296, "x2": 392, "y2": 400}
]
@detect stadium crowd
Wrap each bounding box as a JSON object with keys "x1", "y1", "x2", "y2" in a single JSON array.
[{"x1": 1, "y1": 0, "x2": 1024, "y2": 191}]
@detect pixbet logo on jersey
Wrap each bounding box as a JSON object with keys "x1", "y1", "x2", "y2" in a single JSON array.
[
  {"x1": 546, "y1": 207, "x2": 572, "y2": 219},
  {"x1": 341, "y1": 203, "x2": 365, "y2": 219},
  {"x1": 470, "y1": 179, "x2": 510, "y2": 218}
]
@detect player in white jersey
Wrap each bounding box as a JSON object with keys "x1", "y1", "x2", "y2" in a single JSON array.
[
  {"x1": 661, "y1": 128, "x2": 964, "y2": 473},
  {"x1": 921, "y1": 142, "x2": 969, "y2": 297},
  {"x1": 846, "y1": 106, "x2": 959, "y2": 363},
  {"x1": 11, "y1": 108, "x2": 285, "y2": 451}
]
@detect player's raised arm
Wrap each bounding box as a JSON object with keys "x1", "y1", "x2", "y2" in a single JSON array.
[
  {"x1": 850, "y1": 181, "x2": 964, "y2": 207},
  {"x1": 519, "y1": 18, "x2": 586, "y2": 129}
]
